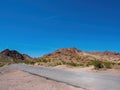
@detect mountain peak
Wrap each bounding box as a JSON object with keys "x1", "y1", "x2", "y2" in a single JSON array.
[
  {"x1": 1, "y1": 49, "x2": 24, "y2": 60},
  {"x1": 55, "y1": 48, "x2": 82, "y2": 54}
]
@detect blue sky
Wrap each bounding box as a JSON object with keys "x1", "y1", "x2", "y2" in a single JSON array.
[{"x1": 0, "y1": 0, "x2": 120, "y2": 57}]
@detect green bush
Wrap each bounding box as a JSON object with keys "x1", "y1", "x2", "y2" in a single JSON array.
[
  {"x1": 67, "y1": 62, "x2": 84, "y2": 67},
  {"x1": 36, "y1": 58, "x2": 49, "y2": 63},
  {"x1": 48, "y1": 62, "x2": 62, "y2": 66},
  {"x1": 86, "y1": 61, "x2": 93, "y2": 66},
  {"x1": 61, "y1": 61, "x2": 67, "y2": 64},
  {"x1": 91, "y1": 60, "x2": 113, "y2": 69},
  {"x1": 29, "y1": 61, "x2": 36, "y2": 65},
  {"x1": 103, "y1": 62, "x2": 112, "y2": 69},
  {"x1": 92, "y1": 60, "x2": 104, "y2": 69},
  {"x1": 23, "y1": 60, "x2": 36, "y2": 65},
  {"x1": 118, "y1": 63, "x2": 120, "y2": 65},
  {"x1": 0, "y1": 63, "x2": 5, "y2": 67}
]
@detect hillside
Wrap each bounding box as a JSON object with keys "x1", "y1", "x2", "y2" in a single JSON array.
[
  {"x1": 40, "y1": 48, "x2": 120, "y2": 62},
  {"x1": 0, "y1": 49, "x2": 33, "y2": 60},
  {"x1": 34, "y1": 48, "x2": 120, "y2": 68},
  {"x1": 1, "y1": 48, "x2": 120, "y2": 69},
  {"x1": 0, "y1": 49, "x2": 33, "y2": 66},
  {"x1": 1, "y1": 49, "x2": 25, "y2": 60},
  {"x1": 40, "y1": 48, "x2": 91, "y2": 64}
]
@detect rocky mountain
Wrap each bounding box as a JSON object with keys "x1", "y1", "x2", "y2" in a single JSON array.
[
  {"x1": 0, "y1": 49, "x2": 33, "y2": 61},
  {"x1": 88, "y1": 51, "x2": 120, "y2": 62},
  {"x1": 1, "y1": 49, "x2": 24, "y2": 60},
  {"x1": 22, "y1": 54, "x2": 33, "y2": 61},
  {"x1": 41, "y1": 48, "x2": 120, "y2": 63},
  {"x1": 0, "y1": 48, "x2": 120, "y2": 67}
]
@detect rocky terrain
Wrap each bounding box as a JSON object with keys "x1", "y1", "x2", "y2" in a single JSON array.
[
  {"x1": 33, "y1": 48, "x2": 119, "y2": 67},
  {"x1": 0, "y1": 49, "x2": 32, "y2": 60},
  {"x1": 0, "y1": 49, "x2": 33, "y2": 66},
  {"x1": 41, "y1": 48, "x2": 120, "y2": 62},
  {"x1": 0, "y1": 48, "x2": 120, "y2": 90},
  {"x1": 1, "y1": 49, "x2": 25, "y2": 60},
  {"x1": 0, "y1": 48, "x2": 120, "y2": 69}
]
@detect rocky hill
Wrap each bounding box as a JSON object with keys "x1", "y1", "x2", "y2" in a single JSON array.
[
  {"x1": 0, "y1": 49, "x2": 33, "y2": 63},
  {"x1": 22, "y1": 54, "x2": 33, "y2": 61},
  {"x1": 1, "y1": 48, "x2": 120, "y2": 68},
  {"x1": 88, "y1": 51, "x2": 120, "y2": 62},
  {"x1": 40, "y1": 48, "x2": 120, "y2": 64},
  {"x1": 1, "y1": 49, "x2": 24, "y2": 60}
]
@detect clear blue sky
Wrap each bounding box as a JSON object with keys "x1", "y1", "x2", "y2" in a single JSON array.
[{"x1": 0, "y1": 0, "x2": 120, "y2": 57}]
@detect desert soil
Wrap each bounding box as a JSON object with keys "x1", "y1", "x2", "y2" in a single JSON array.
[{"x1": 0, "y1": 66, "x2": 83, "y2": 90}]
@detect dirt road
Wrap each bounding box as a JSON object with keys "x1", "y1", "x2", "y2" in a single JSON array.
[{"x1": 11, "y1": 64, "x2": 120, "y2": 90}]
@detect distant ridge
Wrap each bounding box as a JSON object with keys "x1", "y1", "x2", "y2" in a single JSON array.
[
  {"x1": 1, "y1": 49, "x2": 24, "y2": 60},
  {"x1": 0, "y1": 49, "x2": 33, "y2": 61}
]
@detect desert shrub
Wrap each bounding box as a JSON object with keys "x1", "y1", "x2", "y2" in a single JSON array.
[
  {"x1": 23, "y1": 60, "x2": 35, "y2": 65},
  {"x1": 61, "y1": 61, "x2": 67, "y2": 64},
  {"x1": 86, "y1": 61, "x2": 94, "y2": 66},
  {"x1": 118, "y1": 63, "x2": 120, "y2": 65},
  {"x1": 92, "y1": 60, "x2": 104, "y2": 69},
  {"x1": 29, "y1": 61, "x2": 36, "y2": 65},
  {"x1": 48, "y1": 62, "x2": 62, "y2": 66},
  {"x1": 36, "y1": 58, "x2": 49, "y2": 63},
  {"x1": 23, "y1": 60, "x2": 30, "y2": 64},
  {"x1": 7, "y1": 62, "x2": 12, "y2": 65},
  {"x1": 103, "y1": 62, "x2": 112, "y2": 69},
  {"x1": 91, "y1": 60, "x2": 113, "y2": 69},
  {"x1": 0, "y1": 63, "x2": 5, "y2": 67},
  {"x1": 67, "y1": 62, "x2": 84, "y2": 67}
]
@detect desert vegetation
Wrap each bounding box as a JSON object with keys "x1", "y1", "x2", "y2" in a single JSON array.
[
  {"x1": 0, "y1": 48, "x2": 120, "y2": 70},
  {"x1": 25, "y1": 58, "x2": 119, "y2": 70},
  {"x1": 90, "y1": 60, "x2": 112, "y2": 69}
]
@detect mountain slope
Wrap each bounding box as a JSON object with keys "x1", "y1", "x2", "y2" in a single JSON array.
[
  {"x1": 1, "y1": 49, "x2": 24, "y2": 60},
  {"x1": 0, "y1": 49, "x2": 33, "y2": 64},
  {"x1": 40, "y1": 48, "x2": 120, "y2": 63}
]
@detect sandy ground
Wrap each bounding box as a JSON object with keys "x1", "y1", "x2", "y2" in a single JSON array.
[{"x1": 0, "y1": 66, "x2": 83, "y2": 90}]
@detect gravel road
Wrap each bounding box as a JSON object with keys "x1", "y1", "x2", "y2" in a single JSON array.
[{"x1": 11, "y1": 64, "x2": 120, "y2": 90}]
